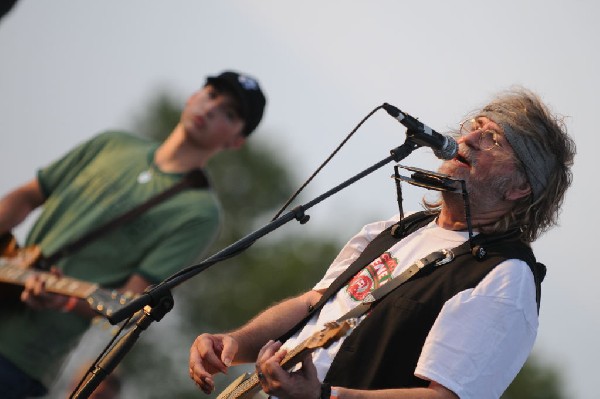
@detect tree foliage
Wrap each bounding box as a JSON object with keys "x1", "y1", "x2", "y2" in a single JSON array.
[
  {"x1": 501, "y1": 354, "x2": 566, "y2": 399},
  {"x1": 118, "y1": 91, "x2": 339, "y2": 398}
]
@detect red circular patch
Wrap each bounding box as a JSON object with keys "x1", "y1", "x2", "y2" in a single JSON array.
[{"x1": 347, "y1": 274, "x2": 373, "y2": 301}]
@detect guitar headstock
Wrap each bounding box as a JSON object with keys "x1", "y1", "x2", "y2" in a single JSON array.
[
  {"x1": 304, "y1": 318, "x2": 358, "y2": 350},
  {"x1": 87, "y1": 289, "x2": 137, "y2": 319}
]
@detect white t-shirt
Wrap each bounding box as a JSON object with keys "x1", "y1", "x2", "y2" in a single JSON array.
[{"x1": 281, "y1": 214, "x2": 538, "y2": 399}]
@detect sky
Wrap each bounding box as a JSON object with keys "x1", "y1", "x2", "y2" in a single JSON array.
[{"x1": 1, "y1": 1, "x2": 598, "y2": 398}]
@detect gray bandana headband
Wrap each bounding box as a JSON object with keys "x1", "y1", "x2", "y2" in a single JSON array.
[{"x1": 480, "y1": 111, "x2": 556, "y2": 201}]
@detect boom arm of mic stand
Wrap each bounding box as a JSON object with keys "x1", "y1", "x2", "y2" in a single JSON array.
[{"x1": 107, "y1": 140, "x2": 419, "y2": 325}]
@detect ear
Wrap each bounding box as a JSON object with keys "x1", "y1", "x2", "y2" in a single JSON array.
[{"x1": 505, "y1": 182, "x2": 532, "y2": 201}]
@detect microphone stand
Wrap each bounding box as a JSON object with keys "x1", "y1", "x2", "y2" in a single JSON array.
[
  {"x1": 70, "y1": 139, "x2": 421, "y2": 398},
  {"x1": 70, "y1": 292, "x2": 173, "y2": 398}
]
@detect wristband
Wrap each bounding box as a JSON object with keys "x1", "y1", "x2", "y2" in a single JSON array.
[
  {"x1": 331, "y1": 386, "x2": 340, "y2": 399},
  {"x1": 61, "y1": 296, "x2": 78, "y2": 313}
]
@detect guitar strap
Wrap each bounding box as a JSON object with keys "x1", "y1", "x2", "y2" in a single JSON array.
[
  {"x1": 336, "y1": 225, "x2": 537, "y2": 322},
  {"x1": 276, "y1": 211, "x2": 437, "y2": 343},
  {"x1": 337, "y1": 248, "x2": 453, "y2": 322},
  {"x1": 277, "y1": 211, "x2": 546, "y2": 344},
  {"x1": 36, "y1": 169, "x2": 209, "y2": 270}
]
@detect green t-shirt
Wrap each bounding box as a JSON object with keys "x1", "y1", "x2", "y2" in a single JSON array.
[{"x1": 0, "y1": 131, "x2": 221, "y2": 387}]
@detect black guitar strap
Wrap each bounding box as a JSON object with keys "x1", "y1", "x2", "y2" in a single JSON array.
[
  {"x1": 277, "y1": 210, "x2": 546, "y2": 343},
  {"x1": 277, "y1": 211, "x2": 437, "y2": 343}
]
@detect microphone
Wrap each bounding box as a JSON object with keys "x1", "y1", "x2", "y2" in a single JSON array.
[{"x1": 383, "y1": 103, "x2": 458, "y2": 160}]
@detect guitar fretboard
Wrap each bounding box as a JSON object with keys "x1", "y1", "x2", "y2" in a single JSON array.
[
  {"x1": 231, "y1": 373, "x2": 260, "y2": 398},
  {"x1": 0, "y1": 263, "x2": 98, "y2": 298},
  {"x1": 218, "y1": 320, "x2": 357, "y2": 399}
]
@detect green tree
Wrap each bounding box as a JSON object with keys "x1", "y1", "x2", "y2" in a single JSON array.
[{"x1": 502, "y1": 354, "x2": 566, "y2": 399}]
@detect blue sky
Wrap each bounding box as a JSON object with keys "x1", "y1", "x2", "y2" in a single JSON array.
[{"x1": 1, "y1": 1, "x2": 597, "y2": 398}]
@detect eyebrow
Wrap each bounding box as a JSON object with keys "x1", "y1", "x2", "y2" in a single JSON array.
[
  {"x1": 474, "y1": 116, "x2": 490, "y2": 126},
  {"x1": 224, "y1": 99, "x2": 243, "y2": 118},
  {"x1": 474, "y1": 117, "x2": 504, "y2": 134},
  {"x1": 209, "y1": 86, "x2": 243, "y2": 117}
]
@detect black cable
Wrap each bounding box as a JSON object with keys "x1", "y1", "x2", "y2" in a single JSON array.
[
  {"x1": 158, "y1": 105, "x2": 387, "y2": 288},
  {"x1": 271, "y1": 104, "x2": 385, "y2": 221}
]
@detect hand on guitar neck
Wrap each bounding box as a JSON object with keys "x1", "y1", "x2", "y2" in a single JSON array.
[
  {"x1": 1, "y1": 232, "x2": 137, "y2": 319},
  {"x1": 0, "y1": 232, "x2": 76, "y2": 313},
  {"x1": 20, "y1": 266, "x2": 92, "y2": 317},
  {"x1": 213, "y1": 319, "x2": 357, "y2": 399}
]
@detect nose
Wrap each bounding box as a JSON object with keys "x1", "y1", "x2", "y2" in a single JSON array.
[
  {"x1": 459, "y1": 129, "x2": 480, "y2": 149},
  {"x1": 206, "y1": 97, "x2": 230, "y2": 122},
  {"x1": 204, "y1": 98, "x2": 218, "y2": 118}
]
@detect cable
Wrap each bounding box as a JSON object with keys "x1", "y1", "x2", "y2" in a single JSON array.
[{"x1": 271, "y1": 104, "x2": 385, "y2": 221}]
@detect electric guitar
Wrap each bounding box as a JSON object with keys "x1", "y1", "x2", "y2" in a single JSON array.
[
  {"x1": 0, "y1": 233, "x2": 135, "y2": 318},
  {"x1": 216, "y1": 318, "x2": 357, "y2": 399}
]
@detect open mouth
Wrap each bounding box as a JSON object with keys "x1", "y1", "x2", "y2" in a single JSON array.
[
  {"x1": 192, "y1": 114, "x2": 205, "y2": 128},
  {"x1": 455, "y1": 153, "x2": 470, "y2": 166}
]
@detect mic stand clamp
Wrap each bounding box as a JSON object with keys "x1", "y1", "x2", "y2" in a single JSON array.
[
  {"x1": 391, "y1": 137, "x2": 421, "y2": 163},
  {"x1": 70, "y1": 289, "x2": 174, "y2": 399}
]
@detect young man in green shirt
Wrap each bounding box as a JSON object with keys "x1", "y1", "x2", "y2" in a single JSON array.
[{"x1": 0, "y1": 70, "x2": 266, "y2": 398}]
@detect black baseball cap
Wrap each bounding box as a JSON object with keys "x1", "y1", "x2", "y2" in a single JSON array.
[{"x1": 205, "y1": 71, "x2": 267, "y2": 136}]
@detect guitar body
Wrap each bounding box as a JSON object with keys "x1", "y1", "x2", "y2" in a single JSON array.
[
  {"x1": 0, "y1": 232, "x2": 135, "y2": 318},
  {"x1": 0, "y1": 233, "x2": 42, "y2": 304}
]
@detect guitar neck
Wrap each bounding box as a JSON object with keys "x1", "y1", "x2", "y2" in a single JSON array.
[
  {"x1": 217, "y1": 320, "x2": 356, "y2": 399},
  {"x1": 217, "y1": 337, "x2": 315, "y2": 399},
  {"x1": 0, "y1": 263, "x2": 99, "y2": 299},
  {"x1": 280, "y1": 339, "x2": 312, "y2": 369},
  {"x1": 1, "y1": 241, "x2": 137, "y2": 319}
]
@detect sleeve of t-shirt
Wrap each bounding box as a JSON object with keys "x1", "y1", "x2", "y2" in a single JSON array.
[{"x1": 414, "y1": 259, "x2": 539, "y2": 399}]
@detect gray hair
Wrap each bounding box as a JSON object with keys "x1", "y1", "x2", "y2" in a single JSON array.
[
  {"x1": 480, "y1": 88, "x2": 575, "y2": 241},
  {"x1": 425, "y1": 87, "x2": 576, "y2": 242}
]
